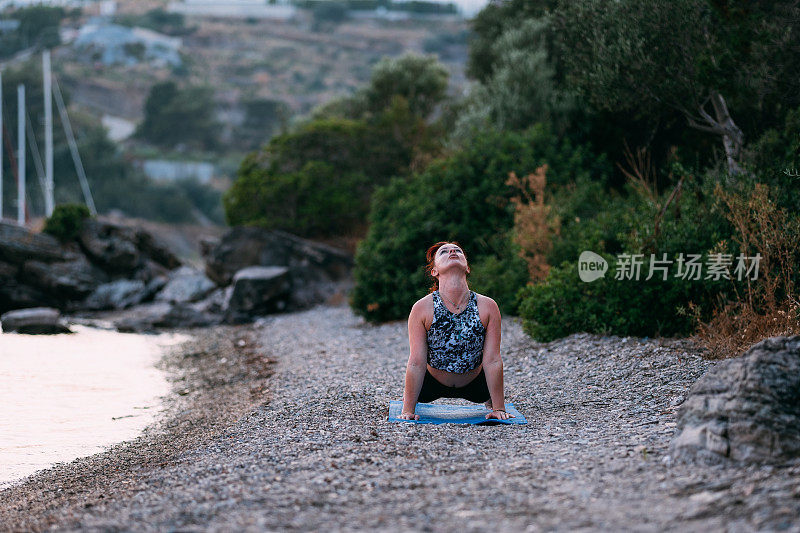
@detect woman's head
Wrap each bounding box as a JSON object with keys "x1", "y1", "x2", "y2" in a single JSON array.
[{"x1": 425, "y1": 241, "x2": 470, "y2": 292}]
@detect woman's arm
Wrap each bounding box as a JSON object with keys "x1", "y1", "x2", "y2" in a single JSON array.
[
  {"x1": 482, "y1": 298, "x2": 514, "y2": 420},
  {"x1": 400, "y1": 300, "x2": 428, "y2": 420}
]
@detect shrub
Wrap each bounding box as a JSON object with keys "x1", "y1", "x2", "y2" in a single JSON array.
[
  {"x1": 517, "y1": 163, "x2": 742, "y2": 341},
  {"x1": 517, "y1": 254, "x2": 728, "y2": 342},
  {"x1": 224, "y1": 100, "x2": 443, "y2": 238},
  {"x1": 688, "y1": 179, "x2": 800, "y2": 358},
  {"x1": 43, "y1": 203, "x2": 92, "y2": 242},
  {"x1": 349, "y1": 123, "x2": 608, "y2": 322}
]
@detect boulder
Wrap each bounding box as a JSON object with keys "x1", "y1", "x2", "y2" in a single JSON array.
[
  {"x1": 83, "y1": 279, "x2": 148, "y2": 310},
  {"x1": 153, "y1": 303, "x2": 222, "y2": 329},
  {"x1": 113, "y1": 301, "x2": 172, "y2": 333},
  {"x1": 670, "y1": 335, "x2": 800, "y2": 464},
  {"x1": 133, "y1": 228, "x2": 181, "y2": 270},
  {"x1": 1, "y1": 307, "x2": 71, "y2": 334},
  {"x1": 155, "y1": 266, "x2": 216, "y2": 304},
  {"x1": 192, "y1": 286, "x2": 231, "y2": 315},
  {"x1": 113, "y1": 301, "x2": 222, "y2": 332},
  {"x1": 202, "y1": 226, "x2": 352, "y2": 287},
  {"x1": 225, "y1": 266, "x2": 291, "y2": 323},
  {"x1": 78, "y1": 219, "x2": 141, "y2": 274},
  {"x1": 134, "y1": 259, "x2": 171, "y2": 285},
  {"x1": 144, "y1": 275, "x2": 168, "y2": 300},
  {"x1": 0, "y1": 280, "x2": 56, "y2": 313},
  {"x1": 0, "y1": 222, "x2": 66, "y2": 264},
  {"x1": 22, "y1": 257, "x2": 109, "y2": 300},
  {"x1": 0, "y1": 260, "x2": 19, "y2": 278}
]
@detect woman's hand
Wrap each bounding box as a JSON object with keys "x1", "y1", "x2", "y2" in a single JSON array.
[
  {"x1": 399, "y1": 411, "x2": 419, "y2": 421},
  {"x1": 485, "y1": 409, "x2": 515, "y2": 421}
]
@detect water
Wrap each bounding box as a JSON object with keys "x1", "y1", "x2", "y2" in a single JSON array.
[{"x1": 0, "y1": 325, "x2": 188, "y2": 488}]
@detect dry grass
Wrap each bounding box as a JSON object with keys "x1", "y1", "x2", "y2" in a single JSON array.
[
  {"x1": 505, "y1": 165, "x2": 560, "y2": 282},
  {"x1": 687, "y1": 182, "x2": 800, "y2": 358}
]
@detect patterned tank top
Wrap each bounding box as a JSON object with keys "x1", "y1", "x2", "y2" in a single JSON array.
[{"x1": 426, "y1": 290, "x2": 486, "y2": 373}]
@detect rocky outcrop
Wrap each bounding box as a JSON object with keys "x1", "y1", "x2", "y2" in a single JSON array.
[
  {"x1": 0, "y1": 307, "x2": 71, "y2": 334},
  {"x1": 84, "y1": 280, "x2": 148, "y2": 311},
  {"x1": 0, "y1": 219, "x2": 181, "y2": 314},
  {"x1": 0, "y1": 222, "x2": 67, "y2": 264},
  {"x1": 77, "y1": 219, "x2": 180, "y2": 275},
  {"x1": 203, "y1": 227, "x2": 352, "y2": 287},
  {"x1": 22, "y1": 256, "x2": 109, "y2": 301},
  {"x1": 225, "y1": 266, "x2": 292, "y2": 323},
  {"x1": 1, "y1": 220, "x2": 354, "y2": 332},
  {"x1": 670, "y1": 335, "x2": 800, "y2": 464},
  {"x1": 201, "y1": 226, "x2": 353, "y2": 316},
  {"x1": 155, "y1": 266, "x2": 216, "y2": 304}
]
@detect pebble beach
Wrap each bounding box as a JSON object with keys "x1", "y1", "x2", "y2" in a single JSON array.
[{"x1": 2, "y1": 302, "x2": 799, "y2": 532}]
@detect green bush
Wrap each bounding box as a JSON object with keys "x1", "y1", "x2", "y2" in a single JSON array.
[
  {"x1": 43, "y1": 203, "x2": 92, "y2": 242},
  {"x1": 350, "y1": 123, "x2": 609, "y2": 322},
  {"x1": 224, "y1": 104, "x2": 438, "y2": 237},
  {"x1": 517, "y1": 254, "x2": 731, "y2": 342},
  {"x1": 517, "y1": 165, "x2": 742, "y2": 341}
]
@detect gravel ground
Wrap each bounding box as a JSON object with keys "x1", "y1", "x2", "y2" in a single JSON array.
[{"x1": 2, "y1": 303, "x2": 800, "y2": 532}]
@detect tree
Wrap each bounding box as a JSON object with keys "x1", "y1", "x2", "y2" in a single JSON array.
[
  {"x1": 553, "y1": 0, "x2": 800, "y2": 178},
  {"x1": 135, "y1": 82, "x2": 220, "y2": 150},
  {"x1": 452, "y1": 16, "x2": 576, "y2": 140},
  {"x1": 0, "y1": 6, "x2": 65, "y2": 58},
  {"x1": 362, "y1": 54, "x2": 450, "y2": 119}
]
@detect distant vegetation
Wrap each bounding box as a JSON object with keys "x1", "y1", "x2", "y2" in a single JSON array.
[
  {"x1": 293, "y1": 0, "x2": 457, "y2": 15},
  {"x1": 224, "y1": 54, "x2": 449, "y2": 238},
  {"x1": 114, "y1": 8, "x2": 196, "y2": 36},
  {"x1": 135, "y1": 81, "x2": 220, "y2": 151},
  {"x1": 0, "y1": 5, "x2": 77, "y2": 59}
]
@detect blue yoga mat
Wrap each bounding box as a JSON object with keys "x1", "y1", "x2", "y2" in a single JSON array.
[{"x1": 387, "y1": 401, "x2": 527, "y2": 425}]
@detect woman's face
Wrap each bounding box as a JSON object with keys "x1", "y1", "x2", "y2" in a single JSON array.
[{"x1": 432, "y1": 243, "x2": 469, "y2": 277}]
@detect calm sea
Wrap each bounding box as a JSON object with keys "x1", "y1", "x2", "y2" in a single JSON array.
[{"x1": 0, "y1": 326, "x2": 187, "y2": 488}]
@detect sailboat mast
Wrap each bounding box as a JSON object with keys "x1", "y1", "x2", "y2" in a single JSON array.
[
  {"x1": 17, "y1": 84, "x2": 25, "y2": 225},
  {"x1": 43, "y1": 50, "x2": 54, "y2": 217}
]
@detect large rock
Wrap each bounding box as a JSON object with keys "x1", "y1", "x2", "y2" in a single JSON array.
[
  {"x1": 0, "y1": 222, "x2": 66, "y2": 264},
  {"x1": 78, "y1": 219, "x2": 140, "y2": 274},
  {"x1": 113, "y1": 301, "x2": 221, "y2": 332},
  {"x1": 76, "y1": 219, "x2": 181, "y2": 276},
  {"x1": 225, "y1": 266, "x2": 291, "y2": 323},
  {"x1": 203, "y1": 227, "x2": 352, "y2": 287},
  {"x1": 22, "y1": 257, "x2": 108, "y2": 301},
  {"x1": 670, "y1": 335, "x2": 800, "y2": 464},
  {"x1": 155, "y1": 266, "x2": 216, "y2": 304},
  {"x1": 1, "y1": 307, "x2": 71, "y2": 334},
  {"x1": 83, "y1": 279, "x2": 148, "y2": 310},
  {"x1": 153, "y1": 303, "x2": 222, "y2": 329},
  {"x1": 133, "y1": 229, "x2": 181, "y2": 270},
  {"x1": 0, "y1": 280, "x2": 56, "y2": 313},
  {"x1": 0, "y1": 260, "x2": 19, "y2": 278}
]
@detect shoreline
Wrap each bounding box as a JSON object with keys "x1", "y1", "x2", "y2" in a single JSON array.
[
  {"x1": 2, "y1": 304, "x2": 799, "y2": 531},
  {"x1": 0, "y1": 321, "x2": 274, "y2": 532}
]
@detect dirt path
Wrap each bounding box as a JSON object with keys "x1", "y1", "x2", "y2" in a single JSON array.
[{"x1": 2, "y1": 304, "x2": 799, "y2": 531}]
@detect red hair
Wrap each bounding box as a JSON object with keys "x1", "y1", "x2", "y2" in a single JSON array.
[{"x1": 425, "y1": 241, "x2": 469, "y2": 293}]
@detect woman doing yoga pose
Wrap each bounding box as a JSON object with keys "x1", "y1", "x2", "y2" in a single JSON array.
[{"x1": 399, "y1": 241, "x2": 514, "y2": 421}]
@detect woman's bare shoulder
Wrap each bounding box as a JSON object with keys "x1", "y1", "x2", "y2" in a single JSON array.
[
  {"x1": 474, "y1": 292, "x2": 500, "y2": 313},
  {"x1": 411, "y1": 293, "x2": 434, "y2": 310},
  {"x1": 409, "y1": 293, "x2": 434, "y2": 317}
]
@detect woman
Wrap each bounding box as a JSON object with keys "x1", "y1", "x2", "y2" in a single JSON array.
[{"x1": 399, "y1": 241, "x2": 514, "y2": 421}]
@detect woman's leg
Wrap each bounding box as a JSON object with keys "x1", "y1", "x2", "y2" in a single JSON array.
[
  {"x1": 416, "y1": 368, "x2": 445, "y2": 403},
  {"x1": 454, "y1": 368, "x2": 492, "y2": 405}
]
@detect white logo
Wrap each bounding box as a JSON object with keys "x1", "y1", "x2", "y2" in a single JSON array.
[{"x1": 578, "y1": 250, "x2": 608, "y2": 282}]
